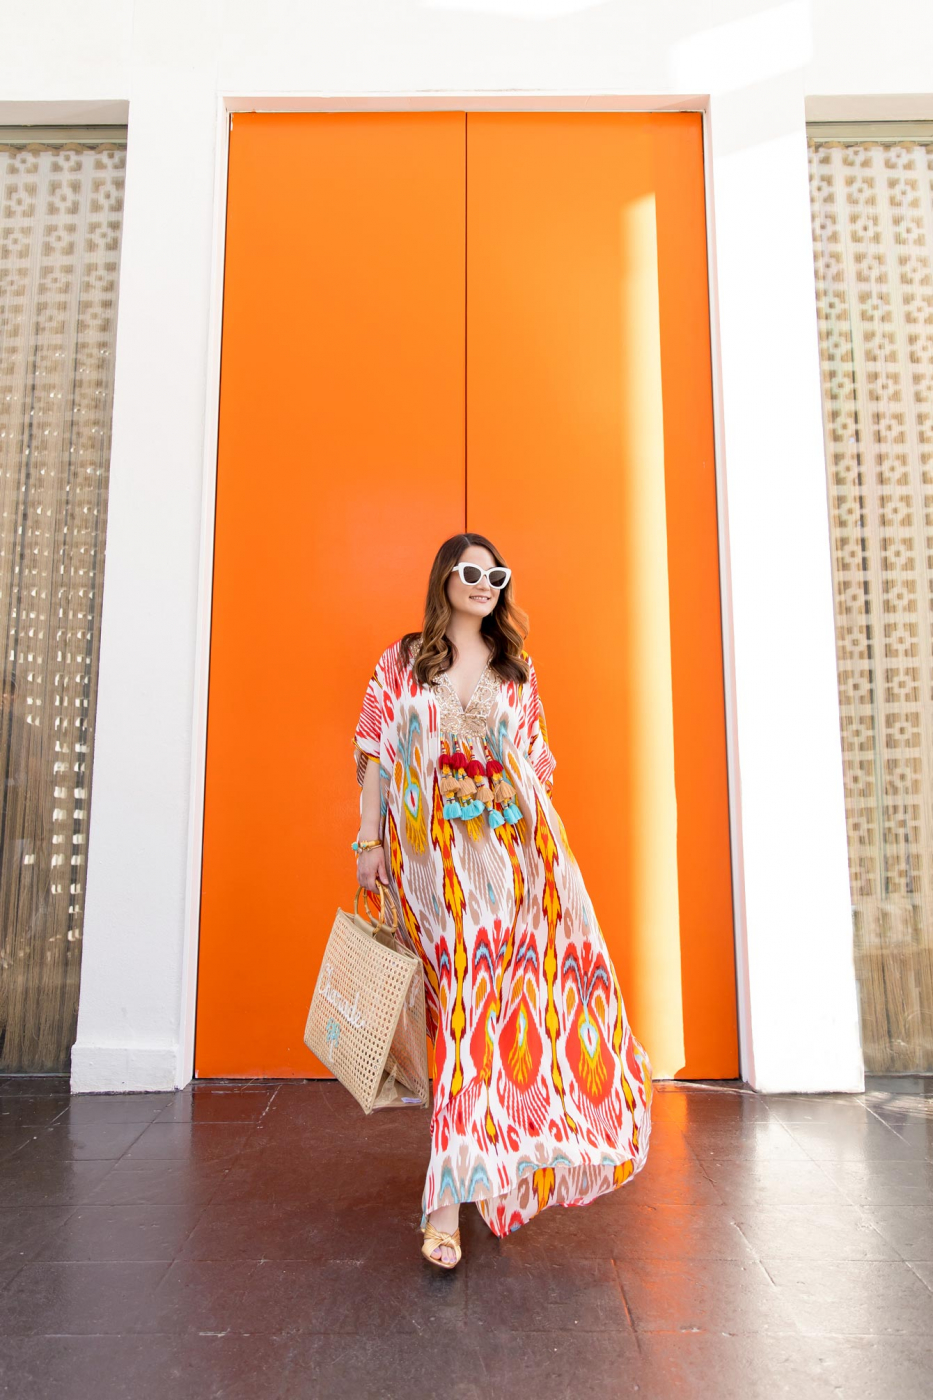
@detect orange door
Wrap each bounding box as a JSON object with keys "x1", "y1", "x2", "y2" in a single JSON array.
[
  {"x1": 195, "y1": 113, "x2": 466, "y2": 1076},
  {"x1": 198, "y1": 112, "x2": 736, "y2": 1080},
  {"x1": 466, "y1": 114, "x2": 736, "y2": 1078}
]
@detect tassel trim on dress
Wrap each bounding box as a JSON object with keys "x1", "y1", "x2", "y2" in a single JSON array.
[{"x1": 440, "y1": 734, "x2": 524, "y2": 830}]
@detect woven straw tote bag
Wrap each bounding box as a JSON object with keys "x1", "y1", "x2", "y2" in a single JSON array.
[{"x1": 304, "y1": 885, "x2": 430, "y2": 1114}]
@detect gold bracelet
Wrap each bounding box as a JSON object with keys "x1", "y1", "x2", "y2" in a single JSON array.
[{"x1": 352, "y1": 838, "x2": 382, "y2": 854}]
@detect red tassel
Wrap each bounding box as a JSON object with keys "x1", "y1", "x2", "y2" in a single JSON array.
[{"x1": 438, "y1": 750, "x2": 460, "y2": 795}]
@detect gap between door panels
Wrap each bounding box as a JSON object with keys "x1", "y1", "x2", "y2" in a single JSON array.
[{"x1": 464, "y1": 111, "x2": 468, "y2": 532}]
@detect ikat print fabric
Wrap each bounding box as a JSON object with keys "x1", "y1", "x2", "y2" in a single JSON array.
[{"x1": 353, "y1": 638, "x2": 652, "y2": 1235}]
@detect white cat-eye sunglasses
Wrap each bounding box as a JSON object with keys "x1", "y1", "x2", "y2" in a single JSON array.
[{"x1": 449, "y1": 562, "x2": 512, "y2": 590}]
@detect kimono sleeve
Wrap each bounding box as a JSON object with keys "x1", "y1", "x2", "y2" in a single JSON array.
[
  {"x1": 352, "y1": 650, "x2": 388, "y2": 787},
  {"x1": 523, "y1": 655, "x2": 557, "y2": 796}
]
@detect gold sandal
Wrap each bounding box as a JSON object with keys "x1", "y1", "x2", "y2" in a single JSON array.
[{"x1": 421, "y1": 1222, "x2": 462, "y2": 1270}]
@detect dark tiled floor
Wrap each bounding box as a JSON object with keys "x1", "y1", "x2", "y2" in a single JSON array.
[{"x1": 0, "y1": 1076, "x2": 931, "y2": 1399}]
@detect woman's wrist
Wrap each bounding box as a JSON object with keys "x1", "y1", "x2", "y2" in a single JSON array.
[{"x1": 353, "y1": 834, "x2": 382, "y2": 858}]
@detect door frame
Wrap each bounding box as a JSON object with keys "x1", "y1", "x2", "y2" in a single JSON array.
[{"x1": 179, "y1": 91, "x2": 751, "y2": 1087}]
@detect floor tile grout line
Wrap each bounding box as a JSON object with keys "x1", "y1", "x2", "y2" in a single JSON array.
[
  {"x1": 0, "y1": 1257, "x2": 29, "y2": 1295},
  {"x1": 862, "y1": 1101, "x2": 909, "y2": 1134},
  {"x1": 905, "y1": 1260, "x2": 933, "y2": 1295},
  {"x1": 12, "y1": 1202, "x2": 85, "y2": 1266},
  {"x1": 608, "y1": 1256, "x2": 642, "y2": 1353},
  {"x1": 689, "y1": 1150, "x2": 730, "y2": 1205}
]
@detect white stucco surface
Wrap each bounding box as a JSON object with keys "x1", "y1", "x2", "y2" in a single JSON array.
[{"x1": 4, "y1": 1, "x2": 926, "y2": 1092}]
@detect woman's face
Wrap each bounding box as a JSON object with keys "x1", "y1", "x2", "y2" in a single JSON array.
[{"x1": 446, "y1": 544, "x2": 501, "y2": 621}]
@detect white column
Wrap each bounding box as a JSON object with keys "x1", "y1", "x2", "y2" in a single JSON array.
[
  {"x1": 71, "y1": 66, "x2": 219, "y2": 1091},
  {"x1": 707, "y1": 77, "x2": 864, "y2": 1092}
]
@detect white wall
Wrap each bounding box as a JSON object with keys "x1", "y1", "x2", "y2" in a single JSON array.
[{"x1": 6, "y1": 0, "x2": 927, "y2": 1094}]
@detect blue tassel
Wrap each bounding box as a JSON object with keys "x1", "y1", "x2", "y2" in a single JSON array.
[
  {"x1": 444, "y1": 800, "x2": 463, "y2": 819},
  {"x1": 466, "y1": 799, "x2": 484, "y2": 819},
  {"x1": 505, "y1": 803, "x2": 522, "y2": 824},
  {"x1": 488, "y1": 809, "x2": 505, "y2": 828}
]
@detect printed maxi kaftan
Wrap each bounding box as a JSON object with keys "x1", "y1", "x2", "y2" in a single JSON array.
[{"x1": 353, "y1": 637, "x2": 652, "y2": 1237}]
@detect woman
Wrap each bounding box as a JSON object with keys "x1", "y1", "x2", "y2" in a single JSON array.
[{"x1": 353, "y1": 533, "x2": 652, "y2": 1269}]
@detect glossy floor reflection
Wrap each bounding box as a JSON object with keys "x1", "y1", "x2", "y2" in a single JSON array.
[{"x1": 0, "y1": 1077, "x2": 931, "y2": 1399}]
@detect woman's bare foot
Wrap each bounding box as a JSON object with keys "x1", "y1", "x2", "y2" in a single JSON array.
[{"x1": 427, "y1": 1203, "x2": 460, "y2": 1266}]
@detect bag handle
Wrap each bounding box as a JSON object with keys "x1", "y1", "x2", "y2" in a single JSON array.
[{"x1": 355, "y1": 883, "x2": 399, "y2": 934}]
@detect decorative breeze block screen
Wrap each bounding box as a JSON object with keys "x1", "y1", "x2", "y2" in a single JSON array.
[
  {"x1": 0, "y1": 140, "x2": 125, "y2": 1071},
  {"x1": 809, "y1": 138, "x2": 933, "y2": 1073}
]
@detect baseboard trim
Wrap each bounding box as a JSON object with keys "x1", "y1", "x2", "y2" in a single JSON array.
[{"x1": 70, "y1": 1043, "x2": 182, "y2": 1093}]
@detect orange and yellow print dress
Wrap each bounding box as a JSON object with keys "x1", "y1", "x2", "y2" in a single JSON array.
[{"x1": 353, "y1": 637, "x2": 652, "y2": 1237}]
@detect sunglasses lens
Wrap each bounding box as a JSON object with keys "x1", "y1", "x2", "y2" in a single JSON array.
[
  {"x1": 459, "y1": 564, "x2": 483, "y2": 585},
  {"x1": 488, "y1": 569, "x2": 509, "y2": 589}
]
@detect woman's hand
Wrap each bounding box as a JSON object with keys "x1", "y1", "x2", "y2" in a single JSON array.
[{"x1": 357, "y1": 844, "x2": 389, "y2": 892}]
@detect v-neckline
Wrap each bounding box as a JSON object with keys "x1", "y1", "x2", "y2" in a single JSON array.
[{"x1": 443, "y1": 659, "x2": 491, "y2": 713}]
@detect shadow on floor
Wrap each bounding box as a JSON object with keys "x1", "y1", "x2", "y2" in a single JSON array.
[{"x1": 0, "y1": 1076, "x2": 931, "y2": 1399}]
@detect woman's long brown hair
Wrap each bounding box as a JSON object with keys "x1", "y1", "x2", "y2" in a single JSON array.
[{"x1": 400, "y1": 533, "x2": 529, "y2": 687}]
